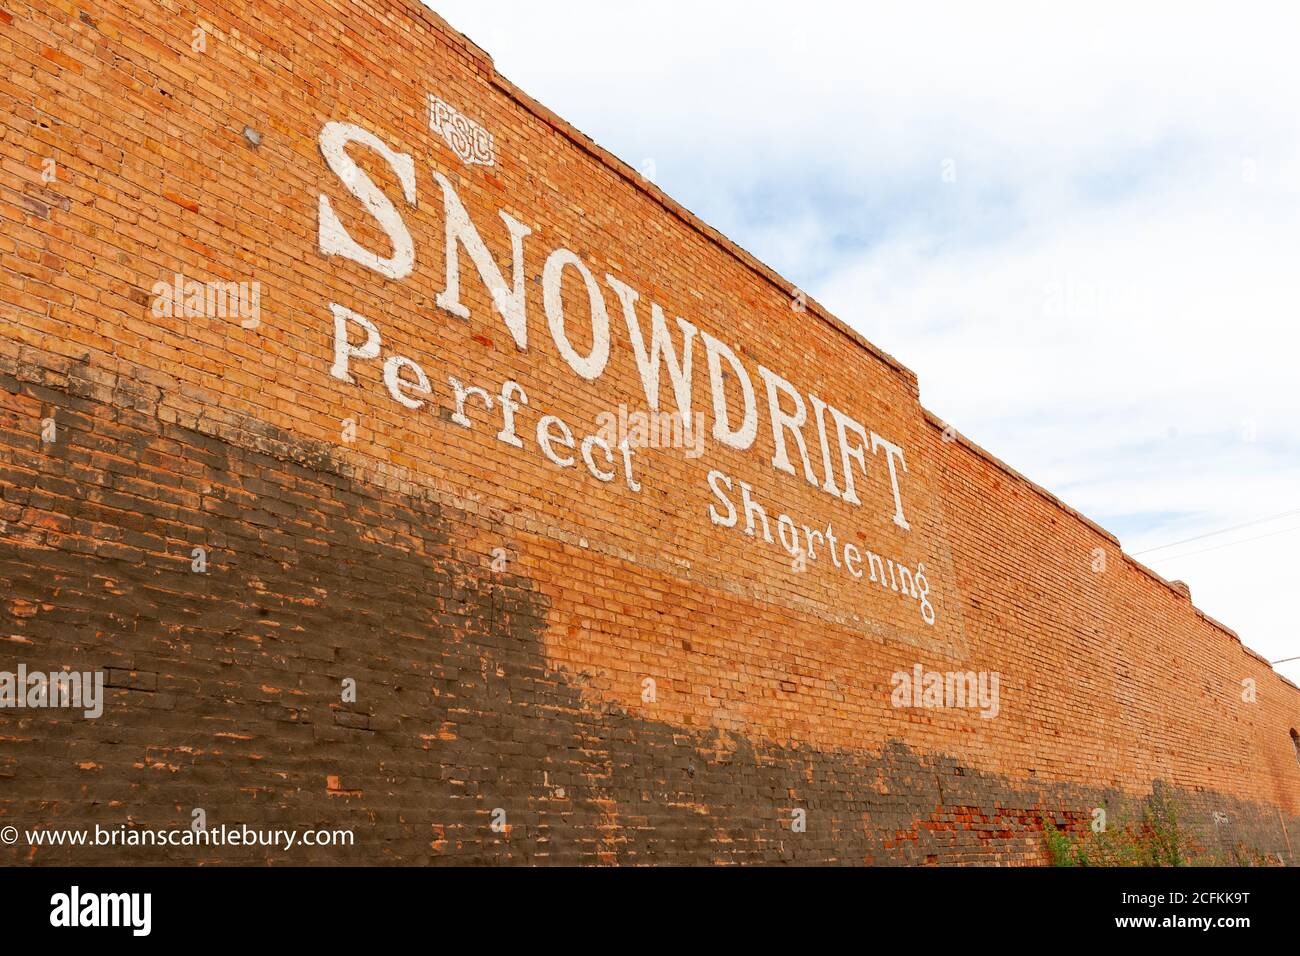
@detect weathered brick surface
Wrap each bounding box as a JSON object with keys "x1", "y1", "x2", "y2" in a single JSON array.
[{"x1": 0, "y1": 0, "x2": 1296, "y2": 865}]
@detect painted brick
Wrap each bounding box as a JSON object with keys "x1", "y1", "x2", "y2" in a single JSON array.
[{"x1": 0, "y1": 0, "x2": 1296, "y2": 866}]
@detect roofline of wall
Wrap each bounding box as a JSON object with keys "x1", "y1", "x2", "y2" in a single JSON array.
[
  {"x1": 921, "y1": 411, "x2": 1299, "y2": 692},
  {"x1": 401, "y1": 0, "x2": 1294, "y2": 695},
  {"x1": 400, "y1": 0, "x2": 921, "y2": 398},
  {"x1": 921, "y1": 408, "x2": 1122, "y2": 547}
]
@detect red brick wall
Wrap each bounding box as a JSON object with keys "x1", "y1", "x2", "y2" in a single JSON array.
[{"x1": 1, "y1": 0, "x2": 1296, "y2": 865}]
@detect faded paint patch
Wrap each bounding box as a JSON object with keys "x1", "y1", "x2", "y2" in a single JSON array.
[{"x1": 0, "y1": 349, "x2": 1294, "y2": 865}]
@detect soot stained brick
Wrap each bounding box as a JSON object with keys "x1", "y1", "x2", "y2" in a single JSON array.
[{"x1": 0, "y1": 359, "x2": 1294, "y2": 865}]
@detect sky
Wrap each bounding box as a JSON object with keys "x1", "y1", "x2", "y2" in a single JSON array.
[{"x1": 424, "y1": 0, "x2": 1300, "y2": 685}]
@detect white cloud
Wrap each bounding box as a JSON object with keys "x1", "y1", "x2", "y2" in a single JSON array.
[{"x1": 425, "y1": 0, "x2": 1300, "y2": 683}]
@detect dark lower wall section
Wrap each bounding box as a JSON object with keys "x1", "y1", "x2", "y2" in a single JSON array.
[{"x1": 0, "y1": 347, "x2": 1294, "y2": 865}]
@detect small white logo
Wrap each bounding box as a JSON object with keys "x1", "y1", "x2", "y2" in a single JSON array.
[
  {"x1": 50, "y1": 886, "x2": 152, "y2": 936},
  {"x1": 430, "y1": 93, "x2": 496, "y2": 167},
  {"x1": 0, "y1": 666, "x2": 104, "y2": 719}
]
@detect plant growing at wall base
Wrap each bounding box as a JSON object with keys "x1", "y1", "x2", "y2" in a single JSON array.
[{"x1": 1040, "y1": 792, "x2": 1267, "y2": 867}]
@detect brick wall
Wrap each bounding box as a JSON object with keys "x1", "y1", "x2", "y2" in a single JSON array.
[{"x1": 1, "y1": 0, "x2": 1296, "y2": 865}]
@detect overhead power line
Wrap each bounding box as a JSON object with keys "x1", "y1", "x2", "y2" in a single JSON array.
[
  {"x1": 1132, "y1": 508, "x2": 1300, "y2": 557},
  {"x1": 1145, "y1": 523, "x2": 1300, "y2": 563}
]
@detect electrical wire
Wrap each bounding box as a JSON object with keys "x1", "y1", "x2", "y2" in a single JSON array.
[
  {"x1": 1132, "y1": 508, "x2": 1300, "y2": 556},
  {"x1": 1145, "y1": 523, "x2": 1300, "y2": 563}
]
